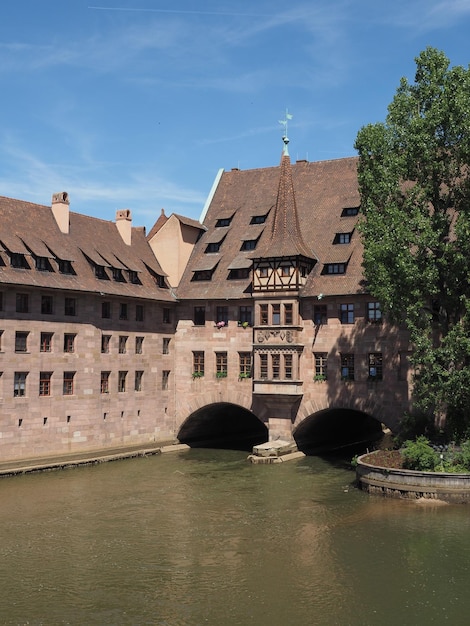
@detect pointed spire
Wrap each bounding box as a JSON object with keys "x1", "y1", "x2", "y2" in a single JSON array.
[{"x1": 256, "y1": 135, "x2": 314, "y2": 260}]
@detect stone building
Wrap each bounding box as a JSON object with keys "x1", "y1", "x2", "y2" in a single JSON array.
[{"x1": 0, "y1": 138, "x2": 412, "y2": 462}]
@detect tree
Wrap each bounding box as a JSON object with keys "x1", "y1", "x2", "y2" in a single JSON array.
[{"x1": 354, "y1": 47, "x2": 470, "y2": 438}]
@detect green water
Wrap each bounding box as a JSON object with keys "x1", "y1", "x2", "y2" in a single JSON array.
[{"x1": 1, "y1": 449, "x2": 469, "y2": 625}]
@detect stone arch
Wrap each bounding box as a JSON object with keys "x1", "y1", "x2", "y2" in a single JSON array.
[
  {"x1": 175, "y1": 386, "x2": 254, "y2": 431},
  {"x1": 296, "y1": 396, "x2": 399, "y2": 432},
  {"x1": 177, "y1": 400, "x2": 267, "y2": 450}
]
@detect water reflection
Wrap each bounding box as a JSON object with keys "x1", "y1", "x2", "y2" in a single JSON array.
[{"x1": 0, "y1": 450, "x2": 469, "y2": 625}]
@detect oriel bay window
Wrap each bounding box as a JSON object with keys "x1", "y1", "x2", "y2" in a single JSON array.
[
  {"x1": 255, "y1": 350, "x2": 300, "y2": 380},
  {"x1": 258, "y1": 302, "x2": 296, "y2": 325}
]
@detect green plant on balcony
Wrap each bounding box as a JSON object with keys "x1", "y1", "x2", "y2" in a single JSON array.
[{"x1": 239, "y1": 371, "x2": 251, "y2": 379}]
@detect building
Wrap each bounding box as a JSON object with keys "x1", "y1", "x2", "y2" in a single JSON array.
[{"x1": 0, "y1": 138, "x2": 412, "y2": 463}]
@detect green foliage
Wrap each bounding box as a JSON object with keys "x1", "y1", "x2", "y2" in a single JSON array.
[
  {"x1": 355, "y1": 47, "x2": 470, "y2": 433},
  {"x1": 401, "y1": 436, "x2": 440, "y2": 471}
]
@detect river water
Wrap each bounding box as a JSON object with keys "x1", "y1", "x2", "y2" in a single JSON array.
[{"x1": 1, "y1": 448, "x2": 469, "y2": 625}]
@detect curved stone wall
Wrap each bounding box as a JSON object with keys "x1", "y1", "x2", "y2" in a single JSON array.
[{"x1": 356, "y1": 451, "x2": 470, "y2": 503}]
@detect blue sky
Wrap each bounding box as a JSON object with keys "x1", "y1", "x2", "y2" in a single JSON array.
[{"x1": 1, "y1": 1, "x2": 470, "y2": 229}]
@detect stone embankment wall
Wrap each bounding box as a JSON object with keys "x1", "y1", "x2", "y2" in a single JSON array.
[{"x1": 356, "y1": 452, "x2": 470, "y2": 503}]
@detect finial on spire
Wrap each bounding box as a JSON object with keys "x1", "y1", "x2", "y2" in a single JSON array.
[{"x1": 278, "y1": 109, "x2": 293, "y2": 155}]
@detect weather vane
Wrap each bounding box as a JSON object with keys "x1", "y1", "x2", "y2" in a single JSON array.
[{"x1": 278, "y1": 108, "x2": 293, "y2": 139}]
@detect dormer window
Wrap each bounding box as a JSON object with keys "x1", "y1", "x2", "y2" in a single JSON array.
[
  {"x1": 112, "y1": 268, "x2": 125, "y2": 282},
  {"x1": 58, "y1": 259, "x2": 74, "y2": 274},
  {"x1": 128, "y1": 270, "x2": 139, "y2": 284},
  {"x1": 325, "y1": 263, "x2": 346, "y2": 274},
  {"x1": 240, "y1": 239, "x2": 257, "y2": 251},
  {"x1": 341, "y1": 206, "x2": 359, "y2": 217},
  {"x1": 35, "y1": 256, "x2": 52, "y2": 271},
  {"x1": 95, "y1": 265, "x2": 108, "y2": 279},
  {"x1": 10, "y1": 253, "x2": 29, "y2": 269},
  {"x1": 192, "y1": 270, "x2": 213, "y2": 281},
  {"x1": 250, "y1": 214, "x2": 267, "y2": 225},
  {"x1": 206, "y1": 241, "x2": 222, "y2": 253},
  {"x1": 334, "y1": 232, "x2": 352, "y2": 244},
  {"x1": 215, "y1": 216, "x2": 233, "y2": 227}
]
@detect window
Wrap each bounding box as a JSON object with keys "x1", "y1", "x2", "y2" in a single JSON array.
[
  {"x1": 216, "y1": 306, "x2": 228, "y2": 325},
  {"x1": 193, "y1": 351, "x2": 204, "y2": 377},
  {"x1": 272, "y1": 304, "x2": 281, "y2": 325},
  {"x1": 250, "y1": 214, "x2": 267, "y2": 224},
  {"x1": 334, "y1": 232, "x2": 352, "y2": 244},
  {"x1": 58, "y1": 259, "x2": 73, "y2": 274},
  {"x1": 240, "y1": 239, "x2": 257, "y2": 251},
  {"x1": 16, "y1": 293, "x2": 29, "y2": 313},
  {"x1": 162, "y1": 338, "x2": 170, "y2": 354},
  {"x1": 39, "y1": 372, "x2": 52, "y2": 396},
  {"x1": 0, "y1": 292, "x2": 3, "y2": 310},
  {"x1": 10, "y1": 253, "x2": 28, "y2": 268},
  {"x1": 192, "y1": 270, "x2": 213, "y2": 281},
  {"x1": 194, "y1": 306, "x2": 206, "y2": 326},
  {"x1": 101, "y1": 334, "x2": 111, "y2": 354},
  {"x1": 228, "y1": 268, "x2": 250, "y2": 280},
  {"x1": 284, "y1": 303, "x2": 293, "y2": 325},
  {"x1": 15, "y1": 331, "x2": 29, "y2": 353},
  {"x1": 113, "y1": 268, "x2": 125, "y2": 282},
  {"x1": 340, "y1": 303, "x2": 355, "y2": 324},
  {"x1": 239, "y1": 306, "x2": 252, "y2": 326},
  {"x1": 118, "y1": 371, "x2": 127, "y2": 392},
  {"x1": 216, "y1": 352, "x2": 227, "y2": 378},
  {"x1": 64, "y1": 297, "x2": 76, "y2": 316},
  {"x1": 259, "y1": 267, "x2": 268, "y2": 278},
  {"x1": 314, "y1": 353, "x2": 328, "y2": 380},
  {"x1": 41, "y1": 295, "x2": 53, "y2": 315},
  {"x1": 205, "y1": 242, "x2": 222, "y2": 253},
  {"x1": 129, "y1": 270, "x2": 139, "y2": 284},
  {"x1": 63, "y1": 371, "x2": 75, "y2": 395},
  {"x1": 64, "y1": 334, "x2": 76, "y2": 353},
  {"x1": 281, "y1": 265, "x2": 291, "y2": 277},
  {"x1": 119, "y1": 303, "x2": 128, "y2": 320},
  {"x1": 325, "y1": 263, "x2": 345, "y2": 274},
  {"x1": 314, "y1": 305, "x2": 327, "y2": 325},
  {"x1": 102, "y1": 301, "x2": 111, "y2": 319},
  {"x1": 135, "y1": 304, "x2": 144, "y2": 322},
  {"x1": 163, "y1": 308, "x2": 171, "y2": 324},
  {"x1": 272, "y1": 353, "x2": 280, "y2": 379},
  {"x1": 162, "y1": 370, "x2": 170, "y2": 390},
  {"x1": 135, "y1": 336, "x2": 144, "y2": 354},
  {"x1": 260, "y1": 354, "x2": 268, "y2": 379},
  {"x1": 368, "y1": 353, "x2": 383, "y2": 380},
  {"x1": 135, "y1": 370, "x2": 143, "y2": 391},
  {"x1": 95, "y1": 264, "x2": 107, "y2": 279},
  {"x1": 367, "y1": 302, "x2": 382, "y2": 323},
  {"x1": 101, "y1": 371, "x2": 110, "y2": 394},
  {"x1": 341, "y1": 206, "x2": 359, "y2": 216},
  {"x1": 215, "y1": 216, "x2": 232, "y2": 227},
  {"x1": 284, "y1": 353, "x2": 293, "y2": 379},
  {"x1": 14, "y1": 372, "x2": 27, "y2": 397},
  {"x1": 239, "y1": 352, "x2": 252, "y2": 378},
  {"x1": 260, "y1": 304, "x2": 268, "y2": 325},
  {"x1": 36, "y1": 256, "x2": 51, "y2": 271},
  {"x1": 119, "y1": 336, "x2": 128, "y2": 354},
  {"x1": 40, "y1": 332, "x2": 53, "y2": 353},
  {"x1": 341, "y1": 354, "x2": 355, "y2": 381}
]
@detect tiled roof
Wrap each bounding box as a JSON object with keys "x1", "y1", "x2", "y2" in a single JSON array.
[
  {"x1": 176, "y1": 155, "x2": 365, "y2": 299},
  {"x1": 0, "y1": 195, "x2": 174, "y2": 301}
]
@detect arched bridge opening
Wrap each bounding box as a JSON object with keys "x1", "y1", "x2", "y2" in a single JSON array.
[
  {"x1": 294, "y1": 408, "x2": 384, "y2": 455},
  {"x1": 177, "y1": 402, "x2": 268, "y2": 451}
]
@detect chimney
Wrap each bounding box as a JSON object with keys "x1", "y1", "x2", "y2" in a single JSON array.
[
  {"x1": 51, "y1": 192, "x2": 70, "y2": 234},
  {"x1": 116, "y1": 209, "x2": 132, "y2": 245}
]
